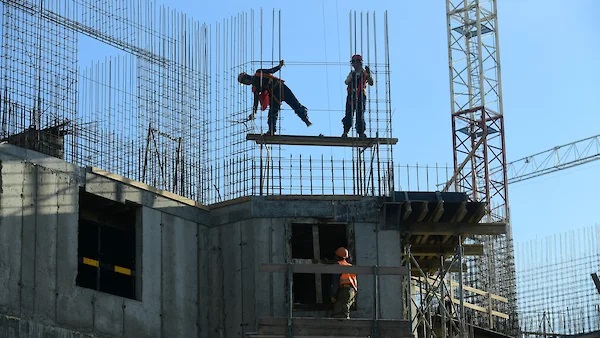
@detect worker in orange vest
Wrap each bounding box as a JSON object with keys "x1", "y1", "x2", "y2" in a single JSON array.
[
  {"x1": 330, "y1": 247, "x2": 358, "y2": 319},
  {"x1": 342, "y1": 54, "x2": 373, "y2": 138},
  {"x1": 238, "y1": 60, "x2": 311, "y2": 135}
]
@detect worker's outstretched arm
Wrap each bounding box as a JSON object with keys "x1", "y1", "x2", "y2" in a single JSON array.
[{"x1": 257, "y1": 60, "x2": 284, "y2": 75}]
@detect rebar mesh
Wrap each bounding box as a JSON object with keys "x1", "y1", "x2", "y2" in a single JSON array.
[
  {"x1": 0, "y1": 1, "x2": 394, "y2": 205},
  {"x1": 516, "y1": 226, "x2": 600, "y2": 336}
]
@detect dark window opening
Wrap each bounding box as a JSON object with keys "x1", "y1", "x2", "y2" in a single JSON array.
[
  {"x1": 291, "y1": 223, "x2": 350, "y2": 310},
  {"x1": 76, "y1": 189, "x2": 139, "y2": 300}
]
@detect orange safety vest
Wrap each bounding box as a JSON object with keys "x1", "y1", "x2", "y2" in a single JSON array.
[
  {"x1": 252, "y1": 72, "x2": 285, "y2": 110},
  {"x1": 337, "y1": 260, "x2": 358, "y2": 291},
  {"x1": 347, "y1": 70, "x2": 368, "y2": 94}
]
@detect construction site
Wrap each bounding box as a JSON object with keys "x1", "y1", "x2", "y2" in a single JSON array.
[{"x1": 0, "y1": 0, "x2": 598, "y2": 337}]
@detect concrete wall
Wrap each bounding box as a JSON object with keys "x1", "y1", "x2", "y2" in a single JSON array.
[
  {"x1": 0, "y1": 144, "x2": 210, "y2": 338},
  {"x1": 0, "y1": 144, "x2": 405, "y2": 338},
  {"x1": 208, "y1": 196, "x2": 404, "y2": 337}
]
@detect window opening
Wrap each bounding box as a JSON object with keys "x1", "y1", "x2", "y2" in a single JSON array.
[
  {"x1": 291, "y1": 223, "x2": 349, "y2": 310},
  {"x1": 76, "y1": 189, "x2": 139, "y2": 300}
]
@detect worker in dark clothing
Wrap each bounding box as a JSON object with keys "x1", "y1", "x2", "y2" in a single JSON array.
[
  {"x1": 342, "y1": 54, "x2": 373, "y2": 138},
  {"x1": 330, "y1": 247, "x2": 358, "y2": 319},
  {"x1": 238, "y1": 60, "x2": 311, "y2": 136}
]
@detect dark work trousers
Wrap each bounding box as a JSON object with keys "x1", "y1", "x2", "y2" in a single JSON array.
[
  {"x1": 267, "y1": 82, "x2": 308, "y2": 134},
  {"x1": 331, "y1": 286, "x2": 357, "y2": 319},
  {"x1": 343, "y1": 92, "x2": 366, "y2": 136}
]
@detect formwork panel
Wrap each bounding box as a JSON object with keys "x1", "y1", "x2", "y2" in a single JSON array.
[
  {"x1": 241, "y1": 221, "x2": 257, "y2": 335},
  {"x1": 56, "y1": 287, "x2": 94, "y2": 330},
  {"x1": 93, "y1": 294, "x2": 124, "y2": 336},
  {"x1": 33, "y1": 166, "x2": 58, "y2": 322},
  {"x1": 197, "y1": 225, "x2": 210, "y2": 338},
  {"x1": 207, "y1": 226, "x2": 224, "y2": 335},
  {"x1": 353, "y1": 222, "x2": 376, "y2": 318},
  {"x1": 254, "y1": 220, "x2": 275, "y2": 319},
  {"x1": 20, "y1": 162, "x2": 37, "y2": 318},
  {"x1": 123, "y1": 206, "x2": 162, "y2": 338},
  {"x1": 221, "y1": 222, "x2": 243, "y2": 338},
  {"x1": 55, "y1": 171, "x2": 78, "y2": 290},
  {"x1": 0, "y1": 159, "x2": 25, "y2": 315},
  {"x1": 160, "y1": 213, "x2": 198, "y2": 338},
  {"x1": 377, "y1": 230, "x2": 402, "y2": 319},
  {"x1": 271, "y1": 219, "x2": 287, "y2": 317}
]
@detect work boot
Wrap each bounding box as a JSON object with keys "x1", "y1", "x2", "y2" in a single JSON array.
[
  {"x1": 263, "y1": 130, "x2": 275, "y2": 136},
  {"x1": 341, "y1": 132, "x2": 348, "y2": 138},
  {"x1": 301, "y1": 116, "x2": 312, "y2": 127},
  {"x1": 300, "y1": 106, "x2": 312, "y2": 127},
  {"x1": 358, "y1": 133, "x2": 367, "y2": 138}
]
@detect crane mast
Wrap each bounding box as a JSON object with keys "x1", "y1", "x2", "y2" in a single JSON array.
[{"x1": 446, "y1": 0, "x2": 518, "y2": 332}]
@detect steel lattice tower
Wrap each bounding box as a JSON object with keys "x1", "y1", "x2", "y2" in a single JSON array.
[{"x1": 446, "y1": 0, "x2": 518, "y2": 333}]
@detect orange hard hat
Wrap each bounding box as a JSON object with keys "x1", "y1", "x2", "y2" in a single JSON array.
[
  {"x1": 351, "y1": 54, "x2": 363, "y2": 63},
  {"x1": 335, "y1": 247, "x2": 349, "y2": 259}
]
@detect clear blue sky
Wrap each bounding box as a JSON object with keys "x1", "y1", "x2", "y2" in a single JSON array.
[{"x1": 154, "y1": 0, "x2": 600, "y2": 243}]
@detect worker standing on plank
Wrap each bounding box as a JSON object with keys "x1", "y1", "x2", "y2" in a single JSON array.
[
  {"x1": 238, "y1": 60, "x2": 311, "y2": 136},
  {"x1": 342, "y1": 54, "x2": 373, "y2": 138},
  {"x1": 330, "y1": 247, "x2": 358, "y2": 319}
]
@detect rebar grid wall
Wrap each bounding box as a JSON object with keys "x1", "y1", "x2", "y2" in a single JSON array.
[
  {"x1": 446, "y1": 0, "x2": 518, "y2": 333},
  {"x1": 516, "y1": 226, "x2": 600, "y2": 336},
  {"x1": 225, "y1": 10, "x2": 394, "y2": 200},
  {"x1": 0, "y1": 1, "x2": 394, "y2": 205},
  {"x1": 0, "y1": 0, "x2": 77, "y2": 155},
  {"x1": 1, "y1": 0, "x2": 210, "y2": 201}
]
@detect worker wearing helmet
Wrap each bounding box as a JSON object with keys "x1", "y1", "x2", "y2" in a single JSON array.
[
  {"x1": 238, "y1": 60, "x2": 311, "y2": 136},
  {"x1": 342, "y1": 54, "x2": 373, "y2": 138},
  {"x1": 330, "y1": 247, "x2": 358, "y2": 318}
]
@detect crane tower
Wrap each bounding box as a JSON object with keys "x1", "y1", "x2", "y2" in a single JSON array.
[{"x1": 446, "y1": 0, "x2": 518, "y2": 331}]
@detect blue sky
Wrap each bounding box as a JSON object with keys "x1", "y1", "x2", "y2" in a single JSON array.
[{"x1": 154, "y1": 0, "x2": 600, "y2": 243}]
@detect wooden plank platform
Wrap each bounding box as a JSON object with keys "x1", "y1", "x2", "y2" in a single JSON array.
[
  {"x1": 255, "y1": 317, "x2": 411, "y2": 337},
  {"x1": 247, "y1": 133, "x2": 398, "y2": 147},
  {"x1": 259, "y1": 263, "x2": 409, "y2": 276},
  {"x1": 402, "y1": 221, "x2": 507, "y2": 236}
]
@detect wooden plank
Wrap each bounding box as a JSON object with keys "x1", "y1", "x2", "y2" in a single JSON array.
[
  {"x1": 258, "y1": 317, "x2": 409, "y2": 328},
  {"x1": 451, "y1": 297, "x2": 509, "y2": 319},
  {"x1": 260, "y1": 264, "x2": 409, "y2": 276},
  {"x1": 247, "y1": 133, "x2": 398, "y2": 147},
  {"x1": 90, "y1": 167, "x2": 207, "y2": 210},
  {"x1": 402, "y1": 222, "x2": 507, "y2": 235},
  {"x1": 449, "y1": 280, "x2": 508, "y2": 302},
  {"x1": 409, "y1": 244, "x2": 484, "y2": 256}
]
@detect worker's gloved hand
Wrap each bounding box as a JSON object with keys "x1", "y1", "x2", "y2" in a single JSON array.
[
  {"x1": 248, "y1": 113, "x2": 255, "y2": 120},
  {"x1": 279, "y1": 60, "x2": 285, "y2": 67},
  {"x1": 330, "y1": 296, "x2": 336, "y2": 303},
  {"x1": 365, "y1": 65, "x2": 370, "y2": 74}
]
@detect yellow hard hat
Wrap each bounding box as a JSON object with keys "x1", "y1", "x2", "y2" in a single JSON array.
[{"x1": 335, "y1": 247, "x2": 349, "y2": 259}]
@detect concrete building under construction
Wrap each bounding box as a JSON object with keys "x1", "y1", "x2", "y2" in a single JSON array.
[{"x1": 3, "y1": 0, "x2": 586, "y2": 337}]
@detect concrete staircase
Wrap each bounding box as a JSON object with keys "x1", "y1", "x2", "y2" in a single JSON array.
[{"x1": 246, "y1": 317, "x2": 413, "y2": 338}]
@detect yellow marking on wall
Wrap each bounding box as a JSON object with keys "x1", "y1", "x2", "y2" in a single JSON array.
[
  {"x1": 114, "y1": 265, "x2": 132, "y2": 276},
  {"x1": 82, "y1": 257, "x2": 99, "y2": 267}
]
